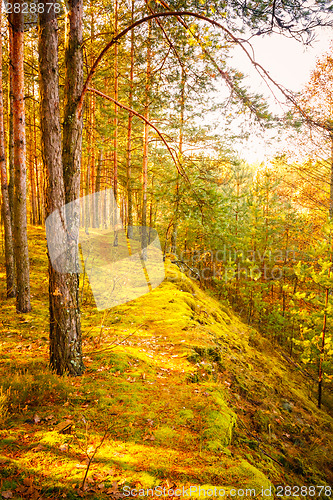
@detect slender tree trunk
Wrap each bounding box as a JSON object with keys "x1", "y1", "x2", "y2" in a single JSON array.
[
  {"x1": 39, "y1": 0, "x2": 84, "y2": 375},
  {"x1": 142, "y1": 20, "x2": 151, "y2": 259},
  {"x1": 94, "y1": 149, "x2": 102, "y2": 227},
  {"x1": 10, "y1": 2, "x2": 31, "y2": 313},
  {"x1": 126, "y1": 0, "x2": 134, "y2": 239},
  {"x1": 27, "y1": 55, "x2": 37, "y2": 226},
  {"x1": 318, "y1": 132, "x2": 333, "y2": 408},
  {"x1": 113, "y1": 0, "x2": 119, "y2": 245},
  {"x1": 0, "y1": 0, "x2": 16, "y2": 298},
  {"x1": 32, "y1": 84, "x2": 41, "y2": 224},
  {"x1": 171, "y1": 65, "x2": 185, "y2": 255},
  {"x1": 8, "y1": 23, "x2": 15, "y2": 220},
  {"x1": 85, "y1": 152, "x2": 91, "y2": 229}
]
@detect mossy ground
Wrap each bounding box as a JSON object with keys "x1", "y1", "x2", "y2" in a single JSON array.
[{"x1": 0, "y1": 226, "x2": 333, "y2": 499}]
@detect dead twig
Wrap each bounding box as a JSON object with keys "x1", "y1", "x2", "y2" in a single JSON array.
[
  {"x1": 85, "y1": 323, "x2": 147, "y2": 355},
  {"x1": 81, "y1": 422, "x2": 111, "y2": 491}
]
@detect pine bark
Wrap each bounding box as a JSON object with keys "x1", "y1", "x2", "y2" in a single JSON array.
[
  {"x1": 10, "y1": 2, "x2": 31, "y2": 313},
  {"x1": 39, "y1": 0, "x2": 84, "y2": 376},
  {"x1": 61, "y1": 0, "x2": 84, "y2": 374},
  {"x1": 0, "y1": 0, "x2": 16, "y2": 298}
]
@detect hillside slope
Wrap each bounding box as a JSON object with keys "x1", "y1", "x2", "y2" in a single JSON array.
[{"x1": 0, "y1": 229, "x2": 333, "y2": 499}]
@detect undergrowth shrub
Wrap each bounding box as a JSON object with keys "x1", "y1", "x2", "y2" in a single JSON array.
[
  {"x1": 0, "y1": 387, "x2": 10, "y2": 426},
  {"x1": 0, "y1": 371, "x2": 70, "y2": 412}
]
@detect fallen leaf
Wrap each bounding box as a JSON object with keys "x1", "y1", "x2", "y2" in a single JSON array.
[
  {"x1": 106, "y1": 481, "x2": 121, "y2": 496},
  {"x1": 75, "y1": 463, "x2": 87, "y2": 469},
  {"x1": 1, "y1": 492, "x2": 13, "y2": 499},
  {"x1": 33, "y1": 444, "x2": 45, "y2": 452},
  {"x1": 55, "y1": 420, "x2": 73, "y2": 434}
]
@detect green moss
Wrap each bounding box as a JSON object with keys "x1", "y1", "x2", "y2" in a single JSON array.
[
  {"x1": 154, "y1": 426, "x2": 177, "y2": 444},
  {"x1": 178, "y1": 409, "x2": 195, "y2": 424},
  {"x1": 229, "y1": 460, "x2": 273, "y2": 496},
  {"x1": 204, "y1": 409, "x2": 236, "y2": 447}
]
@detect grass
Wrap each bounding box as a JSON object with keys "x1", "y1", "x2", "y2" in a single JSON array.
[{"x1": 0, "y1": 226, "x2": 333, "y2": 499}]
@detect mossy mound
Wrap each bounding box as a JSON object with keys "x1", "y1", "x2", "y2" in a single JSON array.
[{"x1": 0, "y1": 230, "x2": 333, "y2": 499}]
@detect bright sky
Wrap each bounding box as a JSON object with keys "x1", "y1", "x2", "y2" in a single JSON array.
[{"x1": 227, "y1": 27, "x2": 333, "y2": 163}]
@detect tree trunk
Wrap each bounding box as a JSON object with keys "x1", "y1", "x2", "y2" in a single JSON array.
[
  {"x1": 8, "y1": 23, "x2": 15, "y2": 221},
  {"x1": 62, "y1": 0, "x2": 84, "y2": 206},
  {"x1": 141, "y1": 20, "x2": 151, "y2": 259},
  {"x1": 171, "y1": 65, "x2": 185, "y2": 255},
  {"x1": 126, "y1": 0, "x2": 134, "y2": 239},
  {"x1": 94, "y1": 149, "x2": 103, "y2": 227},
  {"x1": 62, "y1": 0, "x2": 84, "y2": 375},
  {"x1": 318, "y1": 131, "x2": 333, "y2": 408},
  {"x1": 29, "y1": 56, "x2": 38, "y2": 226},
  {"x1": 85, "y1": 163, "x2": 91, "y2": 225},
  {"x1": 113, "y1": 0, "x2": 119, "y2": 245},
  {"x1": 39, "y1": 0, "x2": 84, "y2": 376},
  {"x1": 0, "y1": 0, "x2": 16, "y2": 298},
  {"x1": 10, "y1": 2, "x2": 31, "y2": 313}
]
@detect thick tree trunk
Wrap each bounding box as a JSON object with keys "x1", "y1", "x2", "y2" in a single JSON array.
[
  {"x1": 61, "y1": 0, "x2": 84, "y2": 375},
  {"x1": 39, "y1": 0, "x2": 84, "y2": 376},
  {"x1": 63, "y1": 0, "x2": 83, "y2": 205},
  {"x1": 10, "y1": 2, "x2": 31, "y2": 313},
  {"x1": 0, "y1": 0, "x2": 16, "y2": 298}
]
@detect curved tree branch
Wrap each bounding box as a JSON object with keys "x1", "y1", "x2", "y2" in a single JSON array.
[
  {"x1": 78, "y1": 10, "x2": 271, "y2": 118},
  {"x1": 86, "y1": 87, "x2": 189, "y2": 181},
  {"x1": 78, "y1": 9, "x2": 333, "y2": 134}
]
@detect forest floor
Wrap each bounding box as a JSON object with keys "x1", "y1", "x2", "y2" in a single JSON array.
[{"x1": 0, "y1": 226, "x2": 333, "y2": 499}]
